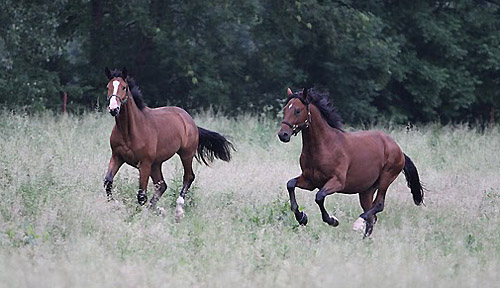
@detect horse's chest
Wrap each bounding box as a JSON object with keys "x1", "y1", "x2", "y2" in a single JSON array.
[
  {"x1": 112, "y1": 143, "x2": 140, "y2": 167},
  {"x1": 300, "y1": 160, "x2": 330, "y2": 186},
  {"x1": 300, "y1": 153, "x2": 342, "y2": 187}
]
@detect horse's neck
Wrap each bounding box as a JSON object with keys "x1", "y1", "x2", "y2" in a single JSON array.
[
  {"x1": 301, "y1": 105, "x2": 339, "y2": 151},
  {"x1": 115, "y1": 97, "x2": 145, "y2": 142}
]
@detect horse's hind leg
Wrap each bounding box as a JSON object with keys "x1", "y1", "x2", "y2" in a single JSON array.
[
  {"x1": 149, "y1": 163, "x2": 167, "y2": 209},
  {"x1": 175, "y1": 154, "x2": 196, "y2": 222},
  {"x1": 353, "y1": 187, "x2": 377, "y2": 235},
  {"x1": 357, "y1": 173, "x2": 398, "y2": 237}
]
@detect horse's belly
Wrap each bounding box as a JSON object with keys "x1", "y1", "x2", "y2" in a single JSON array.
[
  {"x1": 342, "y1": 169, "x2": 380, "y2": 193},
  {"x1": 302, "y1": 165, "x2": 380, "y2": 193}
]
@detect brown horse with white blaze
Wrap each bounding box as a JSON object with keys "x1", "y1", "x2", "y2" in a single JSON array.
[
  {"x1": 103, "y1": 67, "x2": 233, "y2": 221},
  {"x1": 278, "y1": 88, "x2": 424, "y2": 237}
]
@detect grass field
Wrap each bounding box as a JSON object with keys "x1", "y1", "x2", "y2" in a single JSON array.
[{"x1": 1, "y1": 111, "x2": 500, "y2": 287}]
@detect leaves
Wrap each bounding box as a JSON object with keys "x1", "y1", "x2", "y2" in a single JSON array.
[{"x1": 1, "y1": 0, "x2": 499, "y2": 123}]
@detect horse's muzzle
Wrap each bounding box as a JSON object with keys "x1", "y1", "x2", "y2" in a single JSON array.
[
  {"x1": 109, "y1": 107, "x2": 120, "y2": 117},
  {"x1": 278, "y1": 131, "x2": 291, "y2": 143}
]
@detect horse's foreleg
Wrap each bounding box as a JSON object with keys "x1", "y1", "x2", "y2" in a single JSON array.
[
  {"x1": 137, "y1": 161, "x2": 152, "y2": 206},
  {"x1": 104, "y1": 154, "x2": 124, "y2": 201},
  {"x1": 315, "y1": 178, "x2": 344, "y2": 227},
  {"x1": 287, "y1": 175, "x2": 314, "y2": 225},
  {"x1": 175, "y1": 155, "x2": 195, "y2": 222}
]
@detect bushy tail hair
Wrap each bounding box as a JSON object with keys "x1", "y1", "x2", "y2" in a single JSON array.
[
  {"x1": 402, "y1": 154, "x2": 424, "y2": 205},
  {"x1": 196, "y1": 127, "x2": 234, "y2": 165}
]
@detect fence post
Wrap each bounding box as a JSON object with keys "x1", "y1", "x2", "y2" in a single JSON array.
[{"x1": 62, "y1": 92, "x2": 68, "y2": 115}]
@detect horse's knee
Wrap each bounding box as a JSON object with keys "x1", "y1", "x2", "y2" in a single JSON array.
[
  {"x1": 287, "y1": 178, "x2": 297, "y2": 192},
  {"x1": 104, "y1": 173, "x2": 113, "y2": 186},
  {"x1": 104, "y1": 174, "x2": 112, "y2": 182},
  {"x1": 315, "y1": 189, "x2": 326, "y2": 203}
]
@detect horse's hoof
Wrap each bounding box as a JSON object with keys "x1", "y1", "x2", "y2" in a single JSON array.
[
  {"x1": 137, "y1": 192, "x2": 148, "y2": 206},
  {"x1": 297, "y1": 212, "x2": 308, "y2": 226},
  {"x1": 364, "y1": 221, "x2": 374, "y2": 238},
  {"x1": 175, "y1": 211, "x2": 184, "y2": 223},
  {"x1": 364, "y1": 226, "x2": 373, "y2": 238},
  {"x1": 175, "y1": 196, "x2": 185, "y2": 222},
  {"x1": 328, "y1": 217, "x2": 339, "y2": 227},
  {"x1": 157, "y1": 206, "x2": 165, "y2": 215},
  {"x1": 323, "y1": 215, "x2": 339, "y2": 227},
  {"x1": 353, "y1": 217, "x2": 365, "y2": 231}
]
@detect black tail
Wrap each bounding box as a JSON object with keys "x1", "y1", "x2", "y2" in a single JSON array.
[
  {"x1": 196, "y1": 127, "x2": 234, "y2": 166},
  {"x1": 402, "y1": 153, "x2": 424, "y2": 205}
]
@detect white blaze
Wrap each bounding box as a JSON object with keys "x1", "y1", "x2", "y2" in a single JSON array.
[
  {"x1": 108, "y1": 80, "x2": 121, "y2": 110},
  {"x1": 112, "y1": 80, "x2": 120, "y2": 95},
  {"x1": 109, "y1": 96, "x2": 119, "y2": 110},
  {"x1": 288, "y1": 103, "x2": 293, "y2": 109}
]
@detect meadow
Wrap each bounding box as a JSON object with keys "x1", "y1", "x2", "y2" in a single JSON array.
[{"x1": 0, "y1": 111, "x2": 499, "y2": 287}]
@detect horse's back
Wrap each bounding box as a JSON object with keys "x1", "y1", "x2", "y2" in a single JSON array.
[
  {"x1": 346, "y1": 130, "x2": 403, "y2": 165},
  {"x1": 149, "y1": 106, "x2": 199, "y2": 157}
]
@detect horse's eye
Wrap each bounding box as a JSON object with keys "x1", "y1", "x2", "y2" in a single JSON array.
[
  {"x1": 294, "y1": 109, "x2": 301, "y2": 115},
  {"x1": 122, "y1": 86, "x2": 126, "y2": 90}
]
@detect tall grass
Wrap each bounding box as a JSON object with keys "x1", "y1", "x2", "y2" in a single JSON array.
[{"x1": 1, "y1": 111, "x2": 499, "y2": 287}]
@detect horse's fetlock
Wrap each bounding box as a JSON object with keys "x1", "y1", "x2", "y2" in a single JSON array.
[
  {"x1": 375, "y1": 202, "x2": 384, "y2": 212},
  {"x1": 137, "y1": 189, "x2": 148, "y2": 206}
]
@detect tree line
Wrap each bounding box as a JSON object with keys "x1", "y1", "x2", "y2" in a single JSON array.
[{"x1": 1, "y1": 0, "x2": 499, "y2": 124}]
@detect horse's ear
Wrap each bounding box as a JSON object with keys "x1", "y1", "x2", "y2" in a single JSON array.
[
  {"x1": 105, "y1": 67, "x2": 112, "y2": 80},
  {"x1": 302, "y1": 88, "x2": 308, "y2": 101},
  {"x1": 122, "y1": 67, "x2": 128, "y2": 80},
  {"x1": 287, "y1": 87, "x2": 293, "y2": 96}
]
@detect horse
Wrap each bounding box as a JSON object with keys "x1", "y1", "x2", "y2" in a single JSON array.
[
  {"x1": 103, "y1": 67, "x2": 233, "y2": 221},
  {"x1": 277, "y1": 88, "x2": 424, "y2": 237}
]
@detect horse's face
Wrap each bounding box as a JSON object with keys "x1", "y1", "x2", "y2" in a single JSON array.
[
  {"x1": 278, "y1": 88, "x2": 310, "y2": 143},
  {"x1": 105, "y1": 67, "x2": 129, "y2": 117}
]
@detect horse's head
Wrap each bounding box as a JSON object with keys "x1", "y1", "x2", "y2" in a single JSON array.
[
  {"x1": 278, "y1": 88, "x2": 311, "y2": 142},
  {"x1": 105, "y1": 67, "x2": 130, "y2": 117}
]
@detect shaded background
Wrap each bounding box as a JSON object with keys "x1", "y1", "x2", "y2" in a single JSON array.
[{"x1": 1, "y1": 0, "x2": 499, "y2": 124}]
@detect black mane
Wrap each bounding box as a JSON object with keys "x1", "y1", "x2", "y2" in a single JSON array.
[
  {"x1": 287, "y1": 88, "x2": 343, "y2": 131},
  {"x1": 110, "y1": 69, "x2": 146, "y2": 110}
]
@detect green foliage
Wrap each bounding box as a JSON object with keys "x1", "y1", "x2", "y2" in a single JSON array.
[{"x1": 1, "y1": 1, "x2": 500, "y2": 123}]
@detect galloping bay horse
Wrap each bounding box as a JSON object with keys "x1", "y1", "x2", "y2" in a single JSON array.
[
  {"x1": 103, "y1": 67, "x2": 233, "y2": 221},
  {"x1": 278, "y1": 88, "x2": 424, "y2": 237}
]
